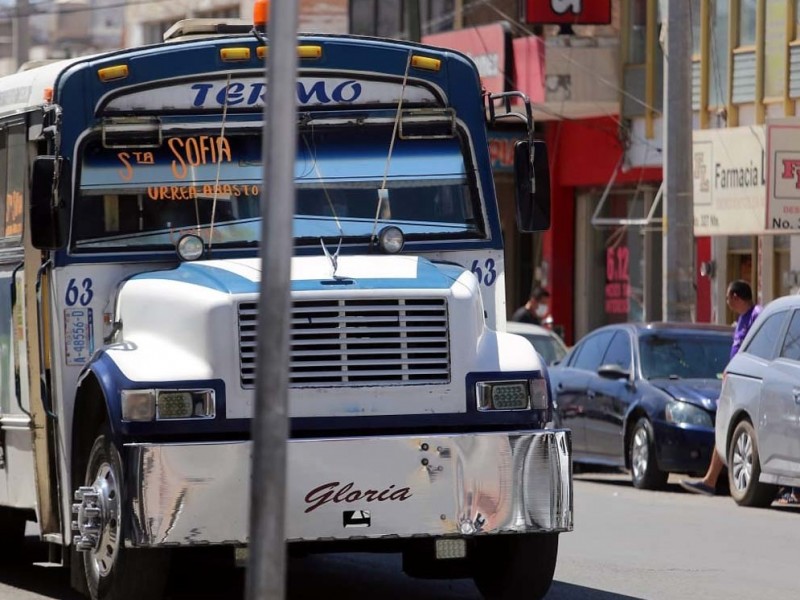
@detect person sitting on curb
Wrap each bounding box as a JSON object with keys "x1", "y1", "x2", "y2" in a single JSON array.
[{"x1": 680, "y1": 279, "x2": 762, "y2": 497}]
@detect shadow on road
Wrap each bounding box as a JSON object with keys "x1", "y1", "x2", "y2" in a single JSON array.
[
  {"x1": 548, "y1": 581, "x2": 646, "y2": 599},
  {"x1": 0, "y1": 535, "x2": 82, "y2": 600}
]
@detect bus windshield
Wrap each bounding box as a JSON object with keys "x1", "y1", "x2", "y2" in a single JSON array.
[{"x1": 73, "y1": 126, "x2": 483, "y2": 252}]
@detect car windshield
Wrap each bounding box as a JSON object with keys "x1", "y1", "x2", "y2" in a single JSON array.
[
  {"x1": 72, "y1": 126, "x2": 482, "y2": 251},
  {"x1": 639, "y1": 333, "x2": 731, "y2": 380}
]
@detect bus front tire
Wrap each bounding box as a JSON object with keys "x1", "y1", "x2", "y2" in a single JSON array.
[{"x1": 78, "y1": 427, "x2": 170, "y2": 600}]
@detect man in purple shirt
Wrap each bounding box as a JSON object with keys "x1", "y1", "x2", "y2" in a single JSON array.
[
  {"x1": 680, "y1": 279, "x2": 761, "y2": 496},
  {"x1": 729, "y1": 280, "x2": 762, "y2": 359}
]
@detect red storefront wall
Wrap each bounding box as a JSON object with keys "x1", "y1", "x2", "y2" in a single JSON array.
[{"x1": 543, "y1": 116, "x2": 663, "y2": 345}]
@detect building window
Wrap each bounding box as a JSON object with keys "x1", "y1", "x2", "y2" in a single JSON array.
[
  {"x1": 627, "y1": 0, "x2": 647, "y2": 64},
  {"x1": 350, "y1": 0, "x2": 453, "y2": 37},
  {"x1": 691, "y1": 0, "x2": 701, "y2": 57},
  {"x1": 739, "y1": 0, "x2": 757, "y2": 47},
  {"x1": 796, "y1": 0, "x2": 800, "y2": 38},
  {"x1": 710, "y1": 0, "x2": 730, "y2": 107}
]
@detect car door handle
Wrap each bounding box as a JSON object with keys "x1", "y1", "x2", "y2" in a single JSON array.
[{"x1": 794, "y1": 388, "x2": 800, "y2": 405}]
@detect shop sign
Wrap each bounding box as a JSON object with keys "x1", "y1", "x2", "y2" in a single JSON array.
[
  {"x1": 766, "y1": 120, "x2": 800, "y2": 231},
  {"x1": 605, "y1": 246, "x2": 630, "y2": 314},
  {"x1": 524, "y1": 0, "x2": 612, "y2": 25},
  {"x1": 423, "y1": 24, "x2": 508, "y2": 95},
  {"x1": 512, "y1": 36, "x2": 545, "y2": 105},
  {"x1": 488, "y1": 131, "x2": 523, "y2": 172},
  {"x1": 692, "y1": 126, "x2": 766, "y2": 236}
]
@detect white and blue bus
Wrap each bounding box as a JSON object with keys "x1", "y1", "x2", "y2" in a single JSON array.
[{"x1": 0, "y1": 14, "x2": 571, "y2": 600}]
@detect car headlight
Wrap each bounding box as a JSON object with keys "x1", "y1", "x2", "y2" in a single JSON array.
[
  {"x1": 476, "y1": 378, "x2": 548, "y2": 411},
  {"x1": 122, "y1": 389, "x2": 216, "y2": 421},
  {"x1": 665, "y1": 400, "x2": 712, "y2": 427}
]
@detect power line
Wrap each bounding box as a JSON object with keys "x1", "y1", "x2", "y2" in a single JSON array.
[{"x1": 0, "y1": 0, "x2": 171, "y2": 19}]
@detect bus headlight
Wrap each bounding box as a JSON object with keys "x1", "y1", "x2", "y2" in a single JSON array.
[
  {"x1": 476, "y1": 378, "x2": 548, "y2": 412},
  {"x1": 121, "y1": 389, "x2": 215, "y2": 421}
]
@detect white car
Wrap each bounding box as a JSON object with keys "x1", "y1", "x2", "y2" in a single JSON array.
[
  {"x1": 506, "y1": 321, "x2": 569, "y2": 365},
  {"x1": 715, "y1": 294, "x2": 800, "y2": 506}
]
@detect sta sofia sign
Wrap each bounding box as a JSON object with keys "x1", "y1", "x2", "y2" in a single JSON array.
[{"x1": 524, "y1": 0, "x2": 612, "y2": 25}]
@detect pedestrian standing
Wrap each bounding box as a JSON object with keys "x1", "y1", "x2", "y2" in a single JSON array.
[
  {"x1": 680, "y1": 279, "x2": 762, "y2": 496},
  {"x1": 511, "y1": 285, "x2": 550, "y2": 326}
]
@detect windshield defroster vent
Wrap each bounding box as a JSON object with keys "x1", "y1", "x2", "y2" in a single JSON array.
[{"x1": 238, "y1": 298, "x2": 451, "y2": 387}]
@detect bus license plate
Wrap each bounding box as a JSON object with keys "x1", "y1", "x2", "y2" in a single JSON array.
[{"x1": 65, "y1": 308, "x2": 94, "y2": 366}]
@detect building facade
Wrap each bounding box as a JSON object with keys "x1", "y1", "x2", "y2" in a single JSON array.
[{"x1": 11, "y1": 0, "x2": 794, "y2": 343}]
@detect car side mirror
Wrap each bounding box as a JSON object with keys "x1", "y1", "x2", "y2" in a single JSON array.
[
  {"x1": 30, "y1": 155, "x2": 68, "y2": 250},
  {"x1": 514, "y1": 140, "x2": 551, "y2": 232},
  {"x1": 597, "y1": 363, "x2": 631, "y2": 380}
]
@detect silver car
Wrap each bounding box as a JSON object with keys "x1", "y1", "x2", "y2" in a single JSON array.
[
  {"x1": 716, "y1": 294, "x2": 800, "y2": 507},
  {"x1": 506, "y1": 321, "x2": 569, "y2": 366}
]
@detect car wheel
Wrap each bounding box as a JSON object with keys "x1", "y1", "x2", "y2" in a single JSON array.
[
  {"x1": 74, "y1": 426, "x2": 170, "y2": 600},
  {"x1": 727, "y1": 420, "x2": 777, "y2": 508},
  {"x1": 629, "y1": 417, "x2": 668, "y2": 490},
  {"x1": 472, "y1": 533, "x2": 558, "y2": 600}
]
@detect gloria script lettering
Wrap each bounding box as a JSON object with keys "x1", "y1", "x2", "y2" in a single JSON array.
[{"x1": 304, "y1": 481, "x2": 412, "y2": 514}]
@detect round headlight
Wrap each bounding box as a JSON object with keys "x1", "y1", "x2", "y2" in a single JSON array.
[
  {"x1": 177, "y1": 234, "x2": 205, "y2": 261},
  {"x1": 378, "y1": 226, "x2": 404, "y2": 254}
]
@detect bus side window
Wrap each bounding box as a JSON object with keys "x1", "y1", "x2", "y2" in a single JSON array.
[
  {"x1": 0, "y1": 127, "x2": 6, "y2": 239},
  {"x1": 5, "y1": 125, "x2": 25, "y2": 240}
]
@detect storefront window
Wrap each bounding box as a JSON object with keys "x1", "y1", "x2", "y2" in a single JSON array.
[
  {"x1": 579, "y1": 187, "x2": 663, "y2": 334},
  {"x1": 774, "y1": 235, "x2": 791, "y2": 298}
]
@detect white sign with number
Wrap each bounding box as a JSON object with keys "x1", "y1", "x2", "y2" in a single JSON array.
[{"x1": 766, "y1": 120, "x2": 800, "y2": 231}]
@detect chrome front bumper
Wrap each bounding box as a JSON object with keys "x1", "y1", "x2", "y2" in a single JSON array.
[{"x1": 126, "y1": 430, "x2": 573, "y2": 547}]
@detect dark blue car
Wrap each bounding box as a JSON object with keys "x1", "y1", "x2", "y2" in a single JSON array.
[{"x1": 549, "y1": 322, "x2": 733, "y2": 489}]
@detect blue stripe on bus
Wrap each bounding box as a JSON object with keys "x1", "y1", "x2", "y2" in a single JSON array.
[{"x1": 127, "y1": 259, "x2": 467, "y2": 294}]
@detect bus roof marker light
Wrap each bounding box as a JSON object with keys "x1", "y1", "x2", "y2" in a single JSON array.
[
  {"x1": 411, "y1": 56, "x2": 441, "y2": 71},
  {"x1": 97, "y1": 65, "x2": 129, "y2": 82},
  {"x1": 257, "y1": 46, "x2": 267, "y2": 60},
  {"x1": 298, "y1": 45, "x2": 322, "y2": 60},
  {"x1": 220, "y1": 47, "x2": 251, "y2": 62}
]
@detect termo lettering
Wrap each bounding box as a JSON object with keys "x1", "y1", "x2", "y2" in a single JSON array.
[
  {"x1": 304, "y1": 481, "x2": 413, "y2": 514},
  {"x1": 189, "y1": 79, "x2": 363, "y2": 108}
]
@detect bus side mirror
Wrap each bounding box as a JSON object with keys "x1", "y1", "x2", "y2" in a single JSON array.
[
  {"x1": 514, "y1": 140, "x2": 551, "y2": 232},
  {"x1": 30, "y1": 156, "x2": 67, "y2": 250}
]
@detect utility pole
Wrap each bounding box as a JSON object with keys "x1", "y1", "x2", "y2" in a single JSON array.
[
  {"x1": 662, "y1": 0, "x2": 695, "y2": 321},
  {"x1": 407, "y1": 0, "x2": 421, "y2": 42},
  {"x1": 13, "y1": 0, "x2": 29, "y2": 70},
  {"x1": 246, "y1": 0, "x2": 297, "y2": 598}
]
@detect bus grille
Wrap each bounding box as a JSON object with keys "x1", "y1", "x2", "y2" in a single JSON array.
[{"x1": 238, "y1": 298, "x2": 450, "y2": 387}]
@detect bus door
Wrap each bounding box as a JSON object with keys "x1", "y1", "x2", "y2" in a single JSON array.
[
  {"x1": 4, "y1": 113, "x2": 62, "y2": 536},
  {"x1": 0, "y1": 119, "x2": 39, "y2": 514}
]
